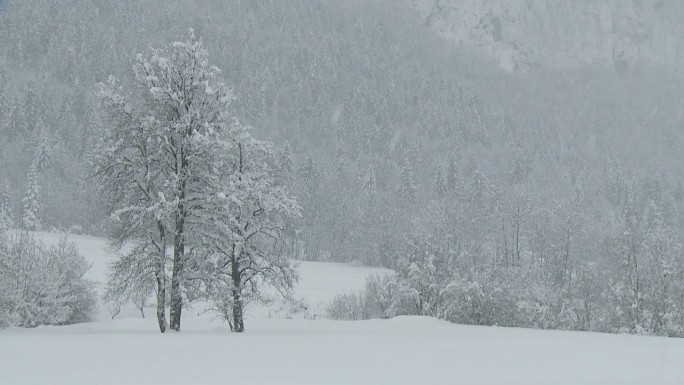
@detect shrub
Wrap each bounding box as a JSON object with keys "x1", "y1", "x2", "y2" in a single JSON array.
[
  {"x1": 0, "y1": 232, "x2": 96, "y2": 328},
  {"x1": 326, "y1": 274, "x2": 396, "y2": 320}
]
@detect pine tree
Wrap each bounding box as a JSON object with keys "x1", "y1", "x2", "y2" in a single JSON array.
[
  {"x1": 56, "y1": 98, "x2": 76, "y2": 150},
  {"x1": 22, "y1": 81, "x2": 39, "y2": 134},
  {"x1": 508, "y1": 148, "x2": 531, "y2": 184},
  {"x1": 446, "y1": 156, "x2": 463, "y2": 196},
  {"x1": 22, "y1": 164, "x2": 40, "y2": 231},
  {"x1": 333, "y1": 142, "x2": 348, "y2": 176},
  {"x1": 399, "y1": 159, "x2": 417, "y2": 204},
  {"x1": 363, "y1": 165, "x2": 377, "y2": 195},
  {"x1": 467, "y1": 164, "x2": 487, "y2": 204},
  {"x1": 0, "y1": 179, "x2": 11, "y2": 231},
  {"x1": 300, "y1": 156, "x2": 318, "y2": 182},
  {"x1": 79, "y1": 109, "x2": 104, "y2": 158},
  {"x1": 433, "y1": 165, "x2": 447, "y2": 197},
  {"x1": 32, "y1": 127, "x2": 50, "y2": 172},
  {"x1": 3, "y1": 98, "x2": 24, "y2": 142},
  {"x1": 0, "y1": 72, "x2": 7, "y2": 126},
  {"x1": 279, "y1": 142, "x2": 293, "y2": 176},
  {"x1": 644, "y1": 198, "x2": 663, "y2": 234}
]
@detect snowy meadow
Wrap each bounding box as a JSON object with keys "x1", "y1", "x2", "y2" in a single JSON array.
[{"x1": 2, "y1": 232, "x2": 683, "y2": 385}]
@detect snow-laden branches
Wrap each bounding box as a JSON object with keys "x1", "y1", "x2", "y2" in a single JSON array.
[{"x1": 93, "y1": 30, "x2": 298, "y2": 333}]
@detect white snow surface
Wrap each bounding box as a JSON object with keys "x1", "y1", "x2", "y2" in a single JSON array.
[{"x1": 1, "y1": 232, "x2": 683, "y2": 385}]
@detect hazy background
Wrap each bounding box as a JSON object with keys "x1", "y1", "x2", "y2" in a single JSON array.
[{"x1": 1, "y1": 0, "x2": 683, "y2": 268}]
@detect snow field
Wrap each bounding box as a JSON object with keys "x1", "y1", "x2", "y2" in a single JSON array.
[{"x1": 1, "y1": 232, "x2": 683, "y2": 385}]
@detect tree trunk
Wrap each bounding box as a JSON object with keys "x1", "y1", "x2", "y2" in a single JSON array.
[
  {"x1": 231, "y1": 287, "x2": 244, "y2": 333},
  {"x1": 169, "y1": 211, "x2": 185, "y2": 332},
  {"x1": 156, "y1": 272, "x2": 167, "y2": 333},
  {"x1": 231, "y1": 250, "x2": 245, "y2": 332},
  {"x1": 156, "y1": 220, "x2": 168, "y2": 333},
  {"x1": 169, "y1": 146, "x2": 189, "y2": 332}
]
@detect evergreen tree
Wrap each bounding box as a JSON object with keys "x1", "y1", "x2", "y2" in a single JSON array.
[
  {"x1": 32, "y1": 126, "x2": 50, "y2": 172},
  {"x1": 0, "y1": 72, "x2": 7, "y2": 125},
  {"x1": 333, "y1": 142, "x2": 348, "y2": 176},
  {"x1": 299, "y1": 156, "x2": 319, "y2": 183},
  {"x1": 78, "y1": 109, "x2": 104, "y2": 159},
  {"x1": 467, "y1": 163, "x2": 487, "y2": 204},
  {"x1": 0, "y1": 179, "x2": 11, "y2": 231},
  {"x1": 508, "y1": 148, "x2": 531, "y2": 184},
  {"x1": 56, "y1": 98, "x2": 77, "y2": 150},
  {"x1": 433, "y1": 165, "x2": 447, "y2": 197},
  {"x1": 399, "y1": 159, "x2": 417, "y2": 204},
  {"x1": 446, "y1": 156, "x2": 462, "y2": 195},
  {"x1": 22, "y1": 81, "x2": 39, "y2": 134},
  {"x1": 22, "y1": 164, "x2": 40, "y2": 231},
  {"x1": 279, "y1": 142, "x2": 294, "y2": 176},
  {"x1": 3, "y1": 98, "x2": 24, "y2": 142},
  {"x1": 363, "y1": 165, "x2": 377, "y2": 196}
]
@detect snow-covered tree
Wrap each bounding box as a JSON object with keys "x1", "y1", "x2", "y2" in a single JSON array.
[
  {"x1": 299, "y1": 156, "x2": 318, "y2": 182},
  {"x1": 95, "y1": 75, "x2": 171, "y2": 332},
  {"x1": 0, "y1": 226, "x2": 15, "y2": 328},
  {"x1": 56, "y1": 97, "x2": 76, "y2": 148},
  {"x1": 446, "y1": 156, "x2": 463, "y2": 196},
  {"x1": 3, "y1": 98, "x2": 24, "y2": 142},
  {"x1": 22, "y1": 81, "x2": 39, "y2": 134},
  {"x1": 201, "y1": 123, "x2": 299, "y2": 332},
  {"x1": 97, "y1": 29, "x2": 249, "y2": 332},
  {"x1": 606, "y1": 197, "x2": 684, "y2": 336},
  {"x1": 333, "y1": 142, "x2": 349, "y2": 176},
  {"x1": 134, "y1": 30, "x2": 236, "y2": 331},
  {"x1": 0, "y1": 72, "x2": 7, "y2": 125},
  {"x1": 467, "y1": 166, "x2": 487, "y2": 204},
  {"x1": 399, "y1": 159, "x2": 417, "y2": 204},
  {"x1": 22, "y1": 164, "x2": 40, "y2": 231},
  {"x1": 279, "y1": 142, "x2": 294, "y2": 177},
  {"x1": 102, "y1": 241, "x2": 162, "y2": 321},
  {"x1": 640, "y1": 212, "x2": 684, "y2": 335},
  {"x1": 0, "y1": 178, "x2": 11, "y2": 230},
  {"x1": 363, "y1": 165, "x2": 377, "y2": 196},
  {"x1": 433, "y1": 165, "x2": 447, "y2": 197},
  {"x1": 32, "y1": 127, "x2": 50, "y2": 172}
]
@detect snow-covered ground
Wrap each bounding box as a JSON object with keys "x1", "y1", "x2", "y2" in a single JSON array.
[
  {"x1": 29, "y1": 231, "x2": 389, "y2": 320},
  {"x1": 2, "y1": 232, "x2": 683, "y2": 384}
]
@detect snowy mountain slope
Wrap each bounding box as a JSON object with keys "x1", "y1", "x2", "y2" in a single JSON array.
[{"x1": 412, "y1": 0, "x2": 684, "y2": 72}]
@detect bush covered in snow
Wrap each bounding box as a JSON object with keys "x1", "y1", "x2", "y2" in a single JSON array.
[
  {"x1": 326, "y1": 274, "x2": 397, "y2": 321},
  {"x1": 0, "y1": 231, "x2": 96, "y2": 328},
  {"x1": 327, "y1": 230, "x2": 684, "y2": 337}
]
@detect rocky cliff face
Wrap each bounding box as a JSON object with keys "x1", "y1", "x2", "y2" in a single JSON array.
[{"x1": 411, "y1": 0, "x2": 684, "y2": 73}]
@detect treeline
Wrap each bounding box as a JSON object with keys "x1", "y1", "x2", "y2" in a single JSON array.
[
  {"x1": 0, "y1": 0, "x2": 489, "y2": 239},
  {"x1": 328, "y1": 174, "x2": 684, "y2": 336}
]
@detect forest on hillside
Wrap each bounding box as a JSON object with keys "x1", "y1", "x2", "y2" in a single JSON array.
[{"x1": 1, "y1": 1, "x2": 684, "y2": 335}]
